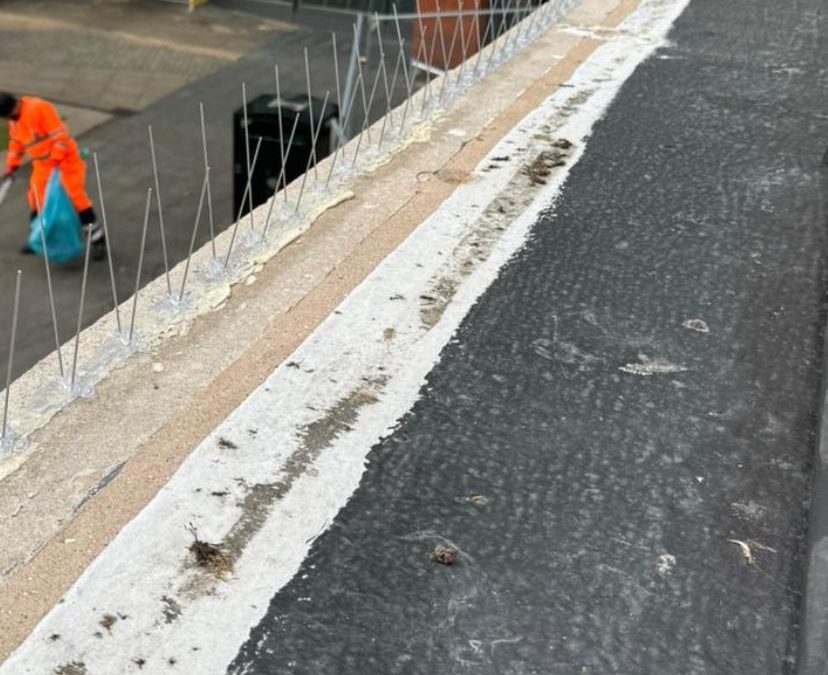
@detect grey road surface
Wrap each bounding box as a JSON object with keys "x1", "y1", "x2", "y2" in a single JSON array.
[{"x1": 226, "y1": 0, "x2": 828, "y2": 672}]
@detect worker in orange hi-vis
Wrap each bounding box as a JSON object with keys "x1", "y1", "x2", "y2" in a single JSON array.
[{"x1": 0, "y1": 91, "x2": 106, "y2": 259}]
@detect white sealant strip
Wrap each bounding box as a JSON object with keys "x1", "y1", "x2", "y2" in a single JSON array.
[{"x1": 0, "y1": 0, "x2": 690, "y2": 672}]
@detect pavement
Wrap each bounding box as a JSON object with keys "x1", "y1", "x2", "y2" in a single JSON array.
[
  {"x1": 0, "y1": 0, "x2": 291, "y2": 112},
  {"x1": 0, "y1": 0, "x2": 405, "y2": 380}
]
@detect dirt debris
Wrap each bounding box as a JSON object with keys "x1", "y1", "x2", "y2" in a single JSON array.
[
  {"x1": 728, "y1": 538, "x2": 777, "y2": 566},
  {"x1": 523, "y1": 147, "x2": 570, "y2": 185},
  {"x1": 419, "y1": 134, "x2": 575, "y2": 331},
  {"x1": 420, "y1": 278, "x2": 459, "y2": 329},
  {"x1": 99, "y1": 613, "x2": 117, "y2": 633},
  {"x1": 217, "y1": 437, "x2": 238, "y2": 450},
  {"x1": 656, "y1": 553, "x2": 677, "y2": 575},
  {"x1": 619, "y1": 355, "x2": 688, "y2": 376},
  {"x1": 185, "y1": 523, "x2": 233, "y2": 577},
  {"x1": 431, "y1": 544, "x2": 459, "y2": 565},
  {"x1": 179, "y1": 378, "x2": 389, "y2": 598},
  {"x1": 746, "y1": 539, "x2": 777, "y2": 553},
  {"x1": 682, "y1": 318, "x2": 710, "y2": 333},
  {"x1": 161, "y1": 595, "x2": 182, "y2": 624},
  {"x1": 53, "y1": 662, "x2": 87, "y2": 675}
]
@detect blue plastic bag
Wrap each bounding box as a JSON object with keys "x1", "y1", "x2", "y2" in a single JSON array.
[{"x1": 28, "y1": 170, "x2": 84, "y2": 264}]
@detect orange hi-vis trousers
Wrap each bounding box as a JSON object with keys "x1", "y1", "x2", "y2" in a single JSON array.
[
  {"x1": 29, "y1": 152, "x2": 92, "y2": 214},
  {"x1": 5, "y1": 96, "x2": 93, "y2": 213}
]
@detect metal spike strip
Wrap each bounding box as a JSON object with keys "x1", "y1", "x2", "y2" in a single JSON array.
[
  {"x1": 376, "y1": 67, "x2": 392, "y2": 150},
  {"x1": 148, "y1": 126, "x2": 172, "y2": 295},
  {"x1": 411, "y1": 30, "x2": 431, "y2": 120},
  {"x1": 486, "y1": 0, "x2": 508, "y2": 70},
  {"x1": 434, "y1": 0, "x2": 450, "y2": 77},
  {"x1": 303, "y1": 47, "x2": 320, "y2": 181},
  {"x1": 262, "y1": 114, "x2": 301, "y2": 239},
  {"x1": 422, "y1": 19, "x2": 443, "y2": 115},
  {"x1": 199, "y1": 103, "x2": 217, "y2": 259},
  {"x1": 453, "y1": 0, "x2": 478, "y2": 92},
  {"x1": 351, "y1": 111, "x2": 368, "y2": 170},
  {"x1": 487, "y1": 0, "x2": 514, "y2": 72},
  {"x1": 502, "y1": 0, "x2": 519, "y2": 54},
  {"x1": 325, "y1": 73, "x2": 363, "y2": 190},
  {"x1": 224, "y1": 136, "x2": 264, "y2": 268},
  {"x1": 472, "y1": 0, "x2": 483, "y2": 57},
  {"x1": 438, "y1": 5, "x2": 462, "y2": 102},
  {"x1": 514, "y1": 0, "x2": 530, "y2": 46},
  {"x1": 2, "y1": 270, "x2": 21, "y2": 443},
  {"x1": 387, "y1": 47, "x2": 405, "y2": 124},
  {"x1": 92, "y1": 154, "x2": 122, "y2": 339},
  {"x1": 473, "y1": 2, "x2": 496, "y2": 77},
  {"x1": 32, "y1": 185, "x2": 65, "y2": 381},
  {"x1": 71, "y1": 227, "x2": 93, "y2": 390},
  {"x1": 415, "y1": 13, "x2": 435, "y2": 113},
  {"x1": 353, "y1": 24, "x2": 373, "y2": 145},
  {"x1": 294, "y1": 90, "x2": 331, "y2": 214},
  {"x1": 129, "y1": 188, "x2": 153, "y2": 345},
  {"x1": 242, "y1": 83, "x2": 258, "y2": 232},
  {"x1": 507, "y1": 0, "x2": 525, "y2": 52},
  {"x1": 526, "y1": 0, "x2": 544, "y2": 40},
  {"x1": 383, "y1": 23, "x2": 405, "y2": 120},
  {"x1": 273, "y1": 66, "x2": 290, "y2": 203},
  {"x1": 454, "y1": 0, "x2": 468, "y2": 87},
  {"x1": 341, "y1": 14, "x2": 364, "y2": 143},
  {"x1": 241, "y1": 83, "x2": 255, "y2": 226},
  {"x1": 179, "y1": 169, "x2": 210, "y2": 303},
  {"x1": 392, "y1": 5, "x2": 414, "y2": 134},
  {"x1": 502, "y1": 0, "x2": 521, "y2": 48},
  {"x1": 363, "y1": 47, "x2": 388, "y2": 151},
  {"x1": 332, "y1": 33, "x2": 345, "y2": 159},
  {"x1": 374, "y1": 13, "x2": 395, "y2": 140},
  {"x1": 459, "y1": 1, "x2": 468, "y2": 57},
  {"x1": 0, "y1": 2, "x2": 569, "y2": 447},
  {"x1": 396, "y1": 39, "x2": 415, "y2": 133}
]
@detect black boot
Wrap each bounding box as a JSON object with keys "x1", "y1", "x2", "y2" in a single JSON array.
[
  {"x1": 83, "y1": 222, "x2": 107, "y2": 261},
  {"x1": 91, "y1": 236, "x2": 107, "y2": 262}
]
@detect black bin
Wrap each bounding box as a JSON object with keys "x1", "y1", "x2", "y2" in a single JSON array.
[{"x1": 233, "y1": 93, "x2": 339, "y2": 218}]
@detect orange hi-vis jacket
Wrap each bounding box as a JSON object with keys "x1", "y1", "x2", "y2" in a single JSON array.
[{"x1": 5, "y1": 96, "x2": 93, "y2": 213}]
